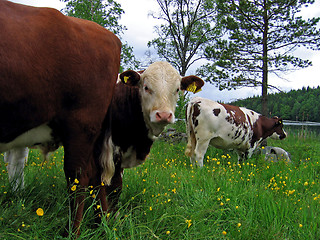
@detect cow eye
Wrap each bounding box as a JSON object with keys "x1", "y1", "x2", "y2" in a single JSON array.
[
  {"x1": 144, "y1": 85, "x2": 152, "y2": 94},
  {"x1": 176, "y1": 88, "x2": 180, "y2": 93}
]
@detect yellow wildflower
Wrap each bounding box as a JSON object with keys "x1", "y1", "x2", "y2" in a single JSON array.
[
  {"x1": 71, "y1": 185, "x2": 77, "y2": 191},
  {"x1": 288, "y1": 190, "x2": 295, "y2": 195},
  {"x1": 36, "y1": 208, "x2": 44, "y2": 216},
  {"x1": 185, "y1": 219, "x2": 192, "y2": 228}
]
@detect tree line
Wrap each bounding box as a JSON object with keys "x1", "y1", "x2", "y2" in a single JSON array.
[{"x1": 230, "y1": 86, "x2": 320, "y2": 122}]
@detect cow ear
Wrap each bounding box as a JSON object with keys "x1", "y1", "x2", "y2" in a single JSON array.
[
  {"x1": 274, "y1": 117, "x2": 283, "y2": 125},
  {"x1": 277, "y1": 118, "x2": 283, "y2": 125},
  {"x1": 120, "y1": 70, "x2": 141, "y2": 86},
  {"x1": 181, "y1": 75, "x2": 204, "y2": 94}
]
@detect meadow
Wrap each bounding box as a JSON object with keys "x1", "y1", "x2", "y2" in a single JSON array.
[{"x1": 0, "y1": 124, "x2": 320, "y2": 239}]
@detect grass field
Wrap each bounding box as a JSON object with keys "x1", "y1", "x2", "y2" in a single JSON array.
[{"x1": 0, "y1": 125, "x2": 320, "y2": 239}]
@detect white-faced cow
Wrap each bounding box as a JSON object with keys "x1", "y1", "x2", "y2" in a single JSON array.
[
  {"x1": 101, "y1": 62, "x2": 204, "y2": 209},
  {"x1": 2, "y1": 61, "x2": 204, "y2": 226},
  {"x1": 185, "y1": 97, "x2": 286, "y2": 167},
  {"x1": 0, "y1": 0, "x2": 121, "y2": 235}
]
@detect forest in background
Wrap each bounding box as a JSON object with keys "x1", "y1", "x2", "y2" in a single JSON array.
[{"x1": 230, "y1": 86, "x2": 320, "y2": 122}]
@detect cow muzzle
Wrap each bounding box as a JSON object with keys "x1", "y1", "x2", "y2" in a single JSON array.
[
  {"x1": 270, "y1": 130, "x2": 287, "y2": 140},
  {"x1": 280, "y1": 130, "x2": 287, "y2": 139},
  {"x1": 154, "y1": 111, "x2": 174, "y2": 123}
]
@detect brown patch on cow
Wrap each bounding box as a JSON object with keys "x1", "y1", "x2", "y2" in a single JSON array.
[
  {"x1": 213, "y1": 108, "x2": 221, "y2": 116},
  {"x1": 222, "y1": 103, "x2": 246, "y2": 127},
  {"x1": 250, "y1": 115, "x2": 286, "y2": 147},
  {"x1": 192, "y1": 102, "x2": 201, "y2": 127}
]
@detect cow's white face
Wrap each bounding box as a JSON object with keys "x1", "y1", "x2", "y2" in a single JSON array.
[
  {"x1": 139, "y1": 62, "x2": 180, "y2": 136},
  {"x1": 120, "y1": 61, "x2": 204, "y2": 137}
]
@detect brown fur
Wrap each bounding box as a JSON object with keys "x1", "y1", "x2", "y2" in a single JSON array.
[{"x1": 0, "y1": 0, "x2": 121, "y2": 235}]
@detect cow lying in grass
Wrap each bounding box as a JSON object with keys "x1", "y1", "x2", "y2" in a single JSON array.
[{"x1": 185, "y1": 97, "x2": 287, "y2": 167}]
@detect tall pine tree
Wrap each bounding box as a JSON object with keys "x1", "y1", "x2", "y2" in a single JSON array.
[{"x1": 199, "y1": 0, "x2": 320, "y2": 116}]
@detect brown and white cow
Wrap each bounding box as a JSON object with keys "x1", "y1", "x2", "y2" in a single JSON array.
[
  {"x1": 0, "y1": 0, "x2": 121, "y2": 235},
  {"x1": 185, "y1": 97, "x2": 286, "y2": 167},
  {"x1": 101, "y1": 62, "x2": 204, "y2": 209}
]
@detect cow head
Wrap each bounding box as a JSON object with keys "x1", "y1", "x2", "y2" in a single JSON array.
[
  {"x1": 120, "y1": 61, "x2": 204, "y2": 136},
  {"x1": 269, "y1": 117, "x2": 287, "y2": 140}
]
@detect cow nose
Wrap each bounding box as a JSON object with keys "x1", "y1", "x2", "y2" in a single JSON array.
[{"x1": 155, "y1": 111, "x2": 173, "y2": 123}]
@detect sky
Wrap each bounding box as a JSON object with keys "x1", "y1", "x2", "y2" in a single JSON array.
[{"x1": 9, "y1": 0, "x2": 320, "y2": 103}]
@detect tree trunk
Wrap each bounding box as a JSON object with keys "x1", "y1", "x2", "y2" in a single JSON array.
[
  {"x1": 261, "y1": 0, "x2": 268, "y2": 147},
  {"x1": 261, "y1": 0, "x2": 268, "y2": 118}
]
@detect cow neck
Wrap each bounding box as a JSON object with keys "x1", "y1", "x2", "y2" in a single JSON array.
[{"x1": 111, "y1": 83, "x2": 154, "y2": 155}]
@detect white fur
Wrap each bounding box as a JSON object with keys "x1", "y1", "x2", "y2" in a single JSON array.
[
  {"x1": 99, "y1": 137, "x2": 115, "y2": 186},
  {"x1": 0, "y1": 124, "x2": 53, "y2": 152},
  {"x1": 4, "y1": 147, "x2": 29, "y2": 191}
]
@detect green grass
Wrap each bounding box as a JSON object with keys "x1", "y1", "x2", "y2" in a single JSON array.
[{"x1": 0, "y1": 126, "x2": 320, "y2": 239}]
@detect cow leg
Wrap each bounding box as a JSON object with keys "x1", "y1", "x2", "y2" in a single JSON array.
[
  {"x1": 93, "y1": 154, "x2": 123, "y2": 225},
  {"x1": 185, "y1": 129, "x2": 196, "y2": 158},
  {"x1": 106, "y1": 160, "x2": 123, "y2": 211},
  {"x1": 192, "y1": 139, "x2": 210, "y2": 167},
  {"x1": 62, "y1": 124, "x2": 104, "y2": 236},
  {"x1": 236, "y1": 151, "x2": 247, "y2": 164},
  {"x1": 4, "y1": 147, "x2": 29, "y2": 191}
]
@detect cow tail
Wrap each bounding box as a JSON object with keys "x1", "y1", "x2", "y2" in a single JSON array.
[
  {"x1": 185, "y1": 102, "x2": 196, "y2": 157},
  {"x1": 100, "y1": 136, "x2": 115, "y2": 186}
]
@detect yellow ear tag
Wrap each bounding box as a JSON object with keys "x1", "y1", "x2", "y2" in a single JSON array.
[
  {"x1": 194, "y1": 88, "x2": 202, "y2": 93},
  {"x1": 123, "y1": 76, "x2": 129, "y2": 84},
  {"x1": 186, "y1": 82, "x2": 200, "y2": 93}
]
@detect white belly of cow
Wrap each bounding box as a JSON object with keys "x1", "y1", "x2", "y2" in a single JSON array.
[
  {"x1": 120, "y1": 146, "x2": 146, "y2": 168},
  {"x1": 209, "y1": 135, "x2": 250, "y2": 151},
  {"x1": 0, "y1": 124, "x2": 54, "y2": 152}
]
